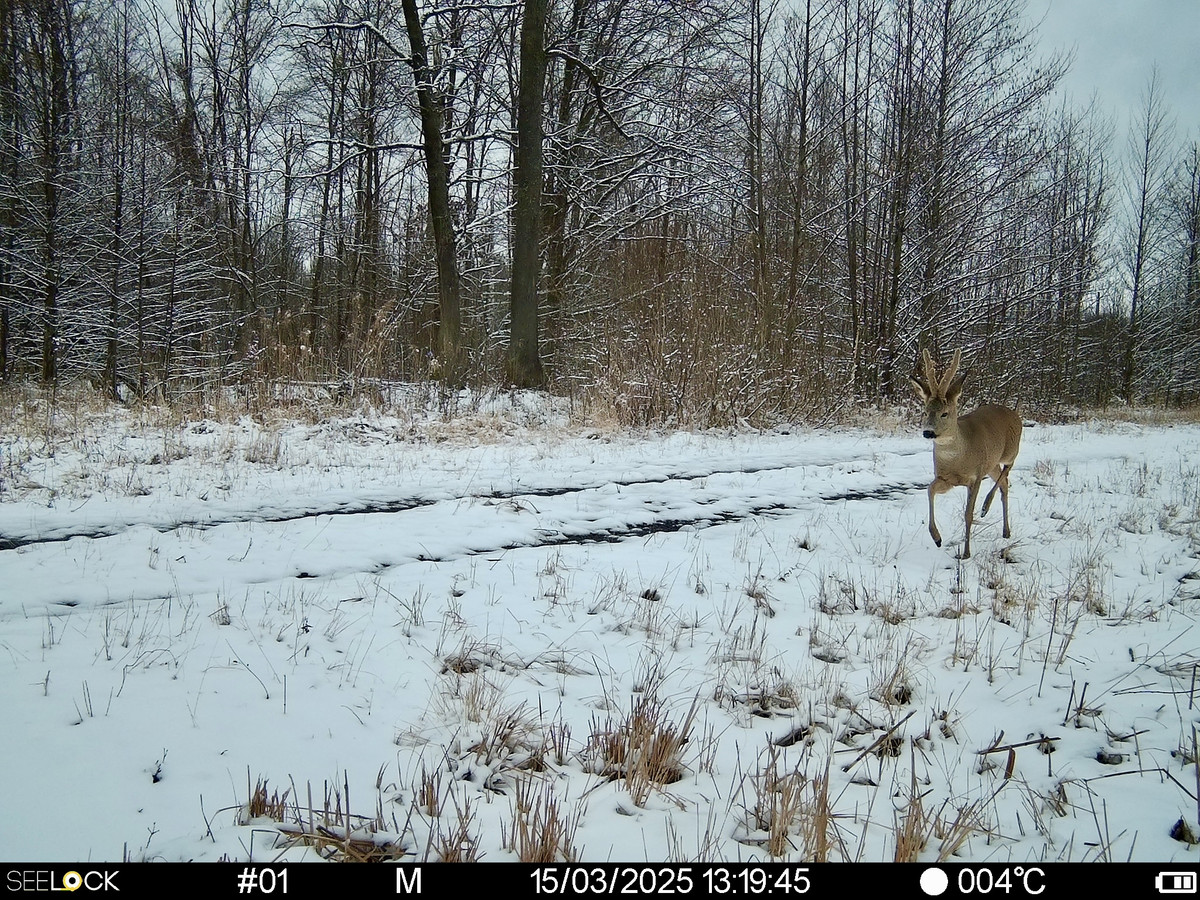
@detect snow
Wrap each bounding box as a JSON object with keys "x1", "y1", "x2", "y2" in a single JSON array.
[{"x1": 1, "y1": 398, "x2": 1199, "y2": 863}]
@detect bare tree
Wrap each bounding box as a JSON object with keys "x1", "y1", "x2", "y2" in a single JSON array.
[
  {"x1": 28, "y1": 0, "x2": 78, "y2": 382},
  {"x1": 400, "y1": 0, "x2": 462, "y2": 367},
  {"x1": 507, "y1": 0, "x2": 547, "y2": 387},
  {"x1": 1179, "y1": 142, "x2": 1200, "y2": 340},
  {"x1": 1121, "y1": 69, "x2": 1172, "y2": 401}
]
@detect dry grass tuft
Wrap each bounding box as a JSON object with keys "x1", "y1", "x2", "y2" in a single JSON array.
[
  {"x1": 585, "y1": 695, "x2": 699, "y2": 807},
  {"x1": 241, "y1": 771, "x2": 407, "y2": 862},
  {"x1": 503, "y1": 775, "x2": 582, "y2": 862},
  {"x1": 736, "y1": 748, "x2": 843, "y2": 859},
  {"x1": 430, "y1": 791, "x2": 482, "y2": 862},
  {"x1": 245, "y1": 776, "x2": 290, "y2": 822},
  {"x1": 893, "y1": 766, "x2": 992, "y2": 862}
]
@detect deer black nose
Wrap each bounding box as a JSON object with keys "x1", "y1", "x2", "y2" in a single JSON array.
[{"x1": 922, "y1": 430, "x2": 935, "y2": 439}]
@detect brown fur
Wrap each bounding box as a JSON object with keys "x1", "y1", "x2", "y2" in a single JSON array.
[{"x1": 910, "y1": 349, "x2": 1022, "y2": 559}]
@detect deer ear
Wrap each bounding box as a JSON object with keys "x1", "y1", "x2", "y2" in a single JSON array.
[
  {"x1": 946, "y1": 371, "x2": 967, "y2": 402},
  {"x1": 910, "y1": 377, "x2": 931, "y2": 401}
]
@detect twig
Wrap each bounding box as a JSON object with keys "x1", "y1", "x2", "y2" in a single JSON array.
[
  {"x1": 977, "y1": 735, "x2": 1060, "y2": 755},
  {"x1": 1061, "y1": 680, "x2": 1076, "y2": 726},
  {"x1": 841, "y1": 710, "x2": 916, "y2": 772},
  {"x1": 1039, "y1": 599, "x2": 1057, "y2": 696},
  {"x1": 1080, "y1": 767, "x2": 1198, "y2": 802}
]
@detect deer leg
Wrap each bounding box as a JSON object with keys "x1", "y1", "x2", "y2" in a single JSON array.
[
  {"x1": 927, "y1": 482, "x2": 942, "y2": 547},
  {"x1": 962, "y1": 480, "x2": 983, "y2": 559},
  {"x1": 998, "y1": 466, "x2": 1012, "y2": 538},
  {"x1": 981, "y1": 472, "x2": 1001, "y2": 516},
  {"x1": 928, "y1": 478, "x2": 956, "y2": 548}
]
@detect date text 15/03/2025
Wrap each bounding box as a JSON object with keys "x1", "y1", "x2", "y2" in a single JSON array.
[{"x1": 529, "y1": 866, "x2": 813, "y2": 896}]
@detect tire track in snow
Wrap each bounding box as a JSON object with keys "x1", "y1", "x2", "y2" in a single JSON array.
[
  {"x1": 0, "y1": 452, "x2": 925, "y2": 552},
  {"x1": 2, "y1": 456, "x2": 927, "y2": 613},
  {"x1": 414, "y1": 480, "x2": 925, "y2": 561}
]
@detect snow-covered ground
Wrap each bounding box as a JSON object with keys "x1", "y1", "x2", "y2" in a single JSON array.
[{"x1": 2, "y1": 394, "x2": 1199, "y2": 863}]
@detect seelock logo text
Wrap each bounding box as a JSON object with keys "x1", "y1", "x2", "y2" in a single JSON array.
[{"x1": 6, "y1": 871, "x2": 119, "y2": 893}]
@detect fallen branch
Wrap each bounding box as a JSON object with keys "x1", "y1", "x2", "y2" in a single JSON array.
[
  {"x1": 842, "y1": 710, "x2": 916, "y2": 772},
  {"x1": 977, "y1": 735, "x2": 1060, "y2": 755}
]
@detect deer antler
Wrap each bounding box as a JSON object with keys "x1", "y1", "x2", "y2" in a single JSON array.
[
  {"x1": 939, "y1": 348, "x2": 962, "y2": 394},
  {"x1": 920, "y1": 349, "x2": 938, "y2": 394}
]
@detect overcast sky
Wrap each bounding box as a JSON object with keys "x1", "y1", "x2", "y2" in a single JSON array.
[{"x1": 1030, "y1": 0, "x2": 1200, "y2": 137}]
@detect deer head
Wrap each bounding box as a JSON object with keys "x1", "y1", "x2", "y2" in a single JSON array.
[{"x1": 910, "y1": 348, "x2": 966, "y2": 441}]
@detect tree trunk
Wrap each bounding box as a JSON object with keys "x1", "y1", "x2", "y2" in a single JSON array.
[
  {"x1": 401, "y1": 0, "x2": 463, "y2": 371},
  {"x1": 38, "y1": 0, "x2": 72, "y2": 384},
  {"x1": 507, "y1": 0, "x2": 548, "y2": 388}
]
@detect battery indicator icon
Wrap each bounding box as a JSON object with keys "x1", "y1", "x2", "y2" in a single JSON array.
[{"x1": 1157, "y1": 872, "x2": 1198, "y2": 894}]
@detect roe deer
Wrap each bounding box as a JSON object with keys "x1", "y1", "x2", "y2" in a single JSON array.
[{"x1": 910, "y1": 348, "x2": 1022, "y2": 559}]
